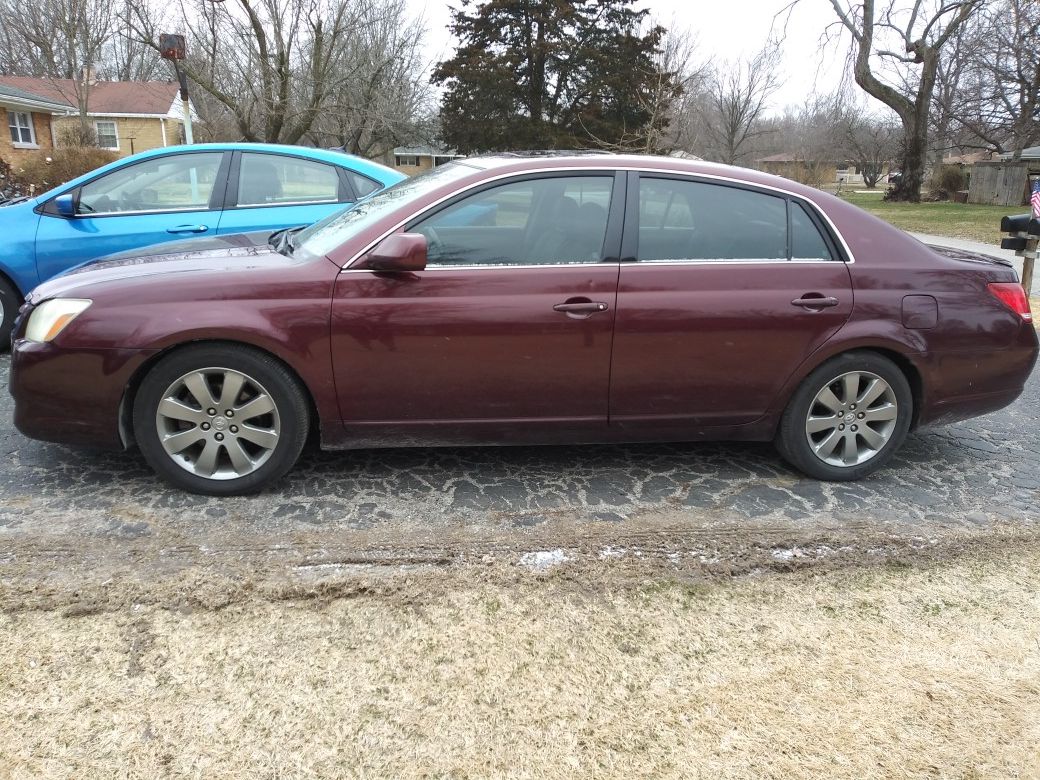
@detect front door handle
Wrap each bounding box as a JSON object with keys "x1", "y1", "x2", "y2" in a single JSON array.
[
  {"x1": 791, "y1": 295, "x2": 839, "y2": 310},
  {"x1": 167, "y1": 224, "x2": 209, "y2": 234},
  {"x1": 553, "y1": 298, "x2": 609, "y2": 319}
]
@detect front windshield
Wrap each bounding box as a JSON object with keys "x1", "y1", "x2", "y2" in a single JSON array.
[{"x1": 295, "y1": 161, "x2": 479, "y2": 260}]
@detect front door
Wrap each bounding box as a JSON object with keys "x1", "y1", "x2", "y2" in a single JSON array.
[
  {"x1": 331, "y1": 172, "x2": 623, "y2": 446},
  {"x1": 34, "y1": 151, "x2": 228, "y2": 282},
  {"x1": 610, "y1": 173, "x2": 854, "y2": 432}
]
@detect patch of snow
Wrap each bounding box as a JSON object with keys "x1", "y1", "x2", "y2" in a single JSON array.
[
  {"x1": 598, "y1": 546, "x2": 627, "y2": 560},
  {"x1": 519, "y1": 549, "x2": 572, "y2": 571}
]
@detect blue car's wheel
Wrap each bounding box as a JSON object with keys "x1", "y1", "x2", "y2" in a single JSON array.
[{"x1": 0, "y1": 277, "x2": 18, "y2": 349}]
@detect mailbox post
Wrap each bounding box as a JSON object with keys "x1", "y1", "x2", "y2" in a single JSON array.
[{"x1": 999, "y1": 213, "x2": 1037, "y2": 295}]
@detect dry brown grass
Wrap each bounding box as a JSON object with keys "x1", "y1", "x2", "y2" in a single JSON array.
[{"x1": 3, "y1": 549, "x2": 1040, "y2": 779}]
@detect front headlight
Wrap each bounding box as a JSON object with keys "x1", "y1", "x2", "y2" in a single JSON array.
[{"x1": 24, "y1": 298, "x2": 92, "y2": 342}]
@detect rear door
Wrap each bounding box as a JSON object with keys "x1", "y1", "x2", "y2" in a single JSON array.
[
  {"x1": 215, "y1": 151, "x2": 357, "y2": 235},
  {"x1": 610, "y1": 172, "x2": 853, "y2": 432},
  {"x1": 34, "y1": 151, "x2": 228, "y2": 282},
  {"x1": 330, "y1": 171, "x2": 625, "y2": 445}
]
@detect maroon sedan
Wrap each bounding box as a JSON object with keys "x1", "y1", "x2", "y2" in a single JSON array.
[{"x1": 9, "y1": 153, "x2": 1037, "y2": 494}]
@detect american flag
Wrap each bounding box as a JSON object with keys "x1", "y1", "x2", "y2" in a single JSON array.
[{"x1": 1032, "y1": 178, "x2": 1040, "y2": 219}]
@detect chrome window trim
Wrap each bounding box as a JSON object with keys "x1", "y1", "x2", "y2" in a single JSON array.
[
  {"x1": 233, "y1": 197, "x2": 342, "y2": 210},
  {"x1": 339, "y1": 165, "x2": 857, "y2": 272}
]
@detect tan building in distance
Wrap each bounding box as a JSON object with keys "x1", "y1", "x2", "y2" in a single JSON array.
[
  {"x1": 0, "y1": 76, "x2": 196, "y2": 158},
  {"x1": 392, "y1": 145, "x2": 465, "y2": 175},
  {"x1": 1, "y1": 82, "x2": 70, "y2": 158}
]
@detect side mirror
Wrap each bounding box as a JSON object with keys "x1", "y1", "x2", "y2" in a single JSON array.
[
  {"x1": 53, "y1": 193, "x2": 77, "y2": 218},
  {"x1": 362, "y1": 233, "x2": 428, "y2": 272}
]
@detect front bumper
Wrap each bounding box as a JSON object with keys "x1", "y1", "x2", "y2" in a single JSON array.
[{"x1": 10, "y1": 339, "x2": 157, "y2": 450}]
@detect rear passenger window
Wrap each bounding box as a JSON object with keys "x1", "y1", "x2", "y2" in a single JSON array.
[
  {"x1": 791, "y1": 202, "x2": 834, "y2": 260},
  {"x1": 637, "y1": 178, "x2": 834, "y2": 262}
]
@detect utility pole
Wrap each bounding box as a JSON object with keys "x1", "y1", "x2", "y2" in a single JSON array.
[{"x1": 159, "y1": 34, "x2": 193, "y2": 145}]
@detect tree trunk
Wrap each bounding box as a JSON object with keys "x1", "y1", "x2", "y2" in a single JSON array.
[{"x1": 890, "y1": 124, "x2": 926, "y2": 201}]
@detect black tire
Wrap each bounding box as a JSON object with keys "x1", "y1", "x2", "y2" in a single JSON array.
[
  {"x1": 133, "y1": 344, "x2": 310, "y2": 495},
  {"x1": 0, "y1": 276, "x2": 21, "y2": 349},
  {"x1": 775, "y1": 351, "x2": 913, "y2": 481}
]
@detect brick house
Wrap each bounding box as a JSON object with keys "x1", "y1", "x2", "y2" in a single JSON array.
[
  {"x1": 1, "y1": 82, "x2": 72, "y2": 158},
  {"x1": 0, "y1": 76, "x2": 196, "y2": 158},
  {"x1": 391, "y1": 145, "x2": 465, "y2": 175}
]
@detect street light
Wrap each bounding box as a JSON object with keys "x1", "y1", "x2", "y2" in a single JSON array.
[{"x1": 159, "y1": 33, "x2": 194, "y2": 145}]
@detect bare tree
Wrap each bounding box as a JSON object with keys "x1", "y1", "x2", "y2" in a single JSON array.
[
  {"x1": 819, "y1": 0, "x2": 983, "y2": 201},
  {"x1": 0, "y1": 0, "x2": 118, "y2": 141},
  {"x1": 125, "y1": 0, "x2": 431, "y2": 147},
  {"x1": 938, "y1": 0, "x2": 1040, "y2": 157},
  {"x1": 701, "y1": 47, "x2": 782, "y2": 165},
  {"x1": 306, "y1": 0, "x2": 433, "y2": 158},
  {"x1": 838, "y1": 103, "x2": 901, "y2": 187}
]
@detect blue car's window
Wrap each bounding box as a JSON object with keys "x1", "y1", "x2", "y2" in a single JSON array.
[
  {"x1": 295, "y1": 161, "x2": 477, "y2": 260},
  {"x1": 346, "y1": 171, "x2": 380, "y2": 199},
  {"x1": 78, "y1": 153, "x2": 223, "y2": 215},
  {"x1": 236, "y1": 153, "x2": 341, "y2": 207}
]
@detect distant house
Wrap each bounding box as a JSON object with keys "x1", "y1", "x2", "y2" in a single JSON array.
[
  {"x1": 392, "y1": 145, "x2": 465, "y2": 175},
  {"x1": 1, "y1": 82, "x2": 72, "y2": 157},
  {"x1": 998, "y1": 146, "x2": 1040, "y2": 161},
  {"x1": 0, "y1": 76, "x2": 195, "y2": 157},
  {"x1": 756, "y1": 153, "x2": 870, "y2": 185}
]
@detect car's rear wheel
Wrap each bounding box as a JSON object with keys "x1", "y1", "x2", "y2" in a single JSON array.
[
  {"x1": 133, "y1": 345, "x2": 309, "y2": 495},
  {"x1": 775, "y1": 352, "x2": 913, "y2": 481},
  {"x1": 0, "y1": 277, "x2": 20, "y2": 348}
]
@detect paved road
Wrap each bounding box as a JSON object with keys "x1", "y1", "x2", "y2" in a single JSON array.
[{"x1": 2, "y1": 354, "x2": 1037, "y2": 541}]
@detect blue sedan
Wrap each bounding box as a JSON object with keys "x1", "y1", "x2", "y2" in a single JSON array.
[{"x1": 0, "y1": 142, "x2": 404, "y2": 341}]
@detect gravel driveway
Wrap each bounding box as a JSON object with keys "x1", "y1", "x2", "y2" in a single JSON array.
[{"x1": 1, "y1": 352, "x2": 1037, "y2": 609}]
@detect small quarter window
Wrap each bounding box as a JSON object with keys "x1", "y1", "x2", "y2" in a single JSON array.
[{"x1": 791, "y1": 202, "x2": 834, "y2": 260}]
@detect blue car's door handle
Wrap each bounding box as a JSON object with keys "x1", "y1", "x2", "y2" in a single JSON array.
[{"x1": 167, "y1": 225, "x2": 209, "y2": 234}]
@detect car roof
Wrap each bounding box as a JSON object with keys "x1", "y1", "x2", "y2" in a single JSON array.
[
  {"x1": 31, "y1": 142, "x2": 404, "y2": 205},
  {"x1": 458, "y1": 152, "x2": 827, "y2": 199}
]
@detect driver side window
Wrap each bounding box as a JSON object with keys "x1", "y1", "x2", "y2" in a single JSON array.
[
  {"x1": 76, "y1": 152, "x2": 224, "y2": 215},
  {"x1": 410, "y1": 175, "x2": 614, "y2": 267}
]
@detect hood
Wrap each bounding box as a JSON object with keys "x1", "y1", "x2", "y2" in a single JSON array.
[{"x1": 28, "y1": 237, "x2": 303, "y2": 304}]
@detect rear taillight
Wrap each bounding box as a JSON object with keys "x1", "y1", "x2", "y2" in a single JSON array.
[{"x1": 987, "y1": 283, "x2": 1033, "y2": 322}]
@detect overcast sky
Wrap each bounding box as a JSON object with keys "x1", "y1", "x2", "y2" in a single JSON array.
[{"x1": 406, "y1": 0, "x2": 851, "y2": 114}]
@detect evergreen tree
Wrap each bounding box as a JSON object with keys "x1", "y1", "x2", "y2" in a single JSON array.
[{"x1": 433, "y1": 0, "x2": 676, "y2": 153}]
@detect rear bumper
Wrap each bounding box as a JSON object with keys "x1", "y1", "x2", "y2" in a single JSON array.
[
  {"x1": 916, "y1": 324, "x2": 1039, "y2": 427},
  {"x1": 10, "y1": 339, "x2": 156, "y2": 449}
]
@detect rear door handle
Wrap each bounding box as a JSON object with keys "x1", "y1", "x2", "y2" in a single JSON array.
[
  {"x1": 791, "y1": 295, "x2": 839, "y2": 310},
  {"x1": 167, "y1": 225, "x2": 209, "y2": 234},
  {"x1": 553, "y1": 298, "x2": 609, "y2": 319}
]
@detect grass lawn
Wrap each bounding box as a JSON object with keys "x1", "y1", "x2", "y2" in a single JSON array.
[{"x1": 839, "y1": 190, "x2": 1015, "y2": 245}]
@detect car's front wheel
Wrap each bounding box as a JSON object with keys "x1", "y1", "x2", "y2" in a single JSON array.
[
  {"x1": 775, "y1": 351, "x2": 913, "y2": 481},
  {"x1": 133, "y1": 345, "x2": 309, "y2": 495}
]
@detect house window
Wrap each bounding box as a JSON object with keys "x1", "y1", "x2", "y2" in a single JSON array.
[
  {"x1": 395, "y1": 155, "x2": 419, "y2": 167},
  {"x1": 8, "y1": 111, "x2": 36, "y2": 146},
  {"x1": 95, "y1": 120, "x2": 118, "y2": 150}
]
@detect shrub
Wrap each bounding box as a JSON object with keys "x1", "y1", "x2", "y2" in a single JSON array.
[
  {"x1": 927, "y1": 164, "x2": 966, "y2": 200},
  {"x1": 8, "y1": 147, "x2": 117, "y2": 195}
]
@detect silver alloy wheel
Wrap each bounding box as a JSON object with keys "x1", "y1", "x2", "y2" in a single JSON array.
[
  {"x1": 155, "y1": 367, "x2": 281, "y2": 480},
  {"x1": 804, "y1": 370, "x2": 899, "y2": 468}
]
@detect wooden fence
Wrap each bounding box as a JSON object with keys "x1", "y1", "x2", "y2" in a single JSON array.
[{"x1": 967, "y1": 161, "x2": 1034, "y2": 206}]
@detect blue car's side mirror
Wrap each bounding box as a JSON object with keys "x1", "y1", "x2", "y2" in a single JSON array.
[{"x1": 54, "y1": 193, "x2": 76, "y2": 218}]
